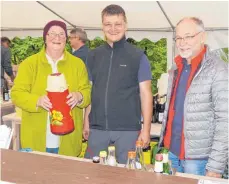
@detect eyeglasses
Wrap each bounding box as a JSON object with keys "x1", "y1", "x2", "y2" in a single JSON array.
[
  {"x1": 47, "y1": 32, "x2": 66, "y2": 39},
  {"x1": 174, "y1": 31, "x2": 202, "y2": 43}
]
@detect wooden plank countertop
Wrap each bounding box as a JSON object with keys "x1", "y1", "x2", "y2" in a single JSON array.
[
  {"x1": 1, "y1": 149, "x2": 198, "y2": 184},
  {"x1": 1, "y1": 100, "x2": 14, "y2": 109},
  {"x1": 2, "y1": 112, "x2": 21, "y2": 123}
]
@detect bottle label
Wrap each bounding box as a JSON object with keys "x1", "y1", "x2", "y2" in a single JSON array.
[
  {"x1": 107, "y1": 156, "x2": 117, "y2": 166},
  {"x1": 8, "y1": 90, "x2": 11, "y2": 99},
  {"x1": 136, "y1": 162, "x2": 142, "y2": 169},
  {"x1": 154, "y1": 161, "x2": 163, "y2": 173},
  {"x1": 4, "y1": 93, "x2": 9, "y2": 101},
  {"x1": 162, "y1": 153, "x2": 169, "y2": 163},
  {"x1": 158, "y1": 113, "x2": 164, "y2": 122}
]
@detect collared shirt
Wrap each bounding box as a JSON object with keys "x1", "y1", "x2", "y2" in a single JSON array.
[
  {"x1": 46, "y1": 54, "x2": 64, "y2": 73},
  {"x1": 45, "y1": 53, "x2": 64, "y2": 148},
  {"x1": 170, "y1": 59, "x2": 191, "y2": 156}
]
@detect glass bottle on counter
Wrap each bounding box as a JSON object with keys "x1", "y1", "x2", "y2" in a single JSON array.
[
  {"x1": 125, "y1": 151, "x2": 137, "y2": 170},
  {"x1": 3, "y1": 85, "x2": 9, "y2": 102},
  {"x1": 142, "y1": 145, "x2": 151, "y2": 165},
  {"x1": 135, "y1": 140, "x2": 146, "y2": 171},
  {"x1": 99, "y1": 151, "x2": 107, "y2": 165},
  {"x1": 154, "y1": 154, "x2": 163, "y2": 173},
  {"x1": 160, "y1": 148, "x2": 172, "y2": 175},
  {"x1": 107, "y1": 146, "x2": 117, "y2": 166},
  {"x1": 157, "y1": 95, "x2": 166, "y2": 124},
  {"x1": 152, "y1": 94, "x2": 158, "y2": 123}
]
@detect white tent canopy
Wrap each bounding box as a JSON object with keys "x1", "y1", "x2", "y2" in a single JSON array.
[{"x1": 1, "y1": 1, "x2": 228, "y2": 68}]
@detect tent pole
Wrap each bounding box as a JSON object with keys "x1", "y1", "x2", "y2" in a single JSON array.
[
  {"x1": 156, "y1": 1, "x2": 175, "y2": 70},
  {"x1": 156, "y1": 1, "x2": 174, "y2": 30},
  {"x1": 36, "y1": 1, "x2": 76, "y2": 28}
]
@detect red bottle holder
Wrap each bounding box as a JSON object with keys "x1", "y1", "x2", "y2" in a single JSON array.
[{"x1": 47, "y1": 89, "x2": 75, "y2": 135}]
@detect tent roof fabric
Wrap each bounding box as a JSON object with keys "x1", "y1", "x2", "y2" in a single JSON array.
[
  {"x1": 1, "y1": 1, "x2": 228, "y2": 41},
  {"x1": 1, "y1": 1, "x2": 228, "y2": 69},
  {"x1": 1, "y1": 1, "x2": 228, "y2": 31}
]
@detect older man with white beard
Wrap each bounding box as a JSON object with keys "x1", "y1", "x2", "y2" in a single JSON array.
[{"x1": 158, "y1": 17, "x2": 228, "y2": 178}]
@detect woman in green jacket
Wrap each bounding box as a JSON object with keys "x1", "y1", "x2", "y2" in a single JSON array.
[{"x1": 11, "y1": 20, "x2": 91, "y2": 157}]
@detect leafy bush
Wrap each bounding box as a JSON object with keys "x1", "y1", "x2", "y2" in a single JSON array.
[
  {"x1": 221, "y1": 48, "x2": 228, "y2": 62},
  {"x1": 11, "y1": 36, "x2": 44, "y2": 65},
  {"x1": 10, "y1": 36, "x2": 167, "y2": 94}
]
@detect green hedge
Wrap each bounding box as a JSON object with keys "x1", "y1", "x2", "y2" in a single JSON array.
[{"x1": 10, "y1": 36, "x2": 167, "y2": 94}]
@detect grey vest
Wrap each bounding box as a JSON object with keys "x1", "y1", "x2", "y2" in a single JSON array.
[{"x1": 87, "y1": 37, "x2": 144, "y2": 131}]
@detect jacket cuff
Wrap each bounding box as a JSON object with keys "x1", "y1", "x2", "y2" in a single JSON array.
[
  {"x1": 77, "y1": 92, "x2": 84, "y2": 106},
  {"x1": 76, "y1": 91, "x2": 89, "y2": 109},
  {"x1": 206, "y1": 160, "x2": 226, "y2": 174}
]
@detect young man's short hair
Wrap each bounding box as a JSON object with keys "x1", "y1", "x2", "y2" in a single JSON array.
[{"x1": 101, "y1": 4, "x2": 127, "y2": 23}]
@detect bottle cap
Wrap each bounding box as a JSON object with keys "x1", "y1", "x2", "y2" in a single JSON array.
[
  {"x1": 136, "y1": 140, "x2": 143, "y2": 147},
  {"x1": 155, "y1": 154, "x2": 163, "y2": 161},
  {"x1": 128, "y1": 151, "x2": 136, "y2": 159},
  {"x1": 108, "y1": 146, "x2": 115, "y2": 151},
  {"x1": 99, "y1": 151, "x2": 107, "y2": 157}
]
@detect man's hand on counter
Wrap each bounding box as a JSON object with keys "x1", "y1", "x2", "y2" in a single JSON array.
[{"x1": 206, "y1": 171, "x2": 222, "y2": 178}]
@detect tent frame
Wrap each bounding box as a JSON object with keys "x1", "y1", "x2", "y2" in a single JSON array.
[{"x1": 1, "y1": 1, "x2": 228, "y2": 69}]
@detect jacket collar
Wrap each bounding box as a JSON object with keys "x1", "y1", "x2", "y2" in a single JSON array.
[
  {"x1": 105, "y1": 35, "x2": 126, "y2": 49},
  {"x1": 39, "y1": 46, "x2": 68, "y2": 64},
  {"x1": 169, "y1": 45, "x2": 210, "y2": 73},
  {"x1": 72, "y1": 45, "x2": 88, "y2": 54}
]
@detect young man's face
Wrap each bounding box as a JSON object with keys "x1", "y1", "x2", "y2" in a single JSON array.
[{"x1": 102, "y1": 14, "x2": 127, "y2": 44}]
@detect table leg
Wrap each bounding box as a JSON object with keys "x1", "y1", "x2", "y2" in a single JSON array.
[{"x1": 12, "y1": 121, "x2": 19, "y2": 151}]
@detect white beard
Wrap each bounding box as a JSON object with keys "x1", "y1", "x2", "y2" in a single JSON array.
[{"x1": 178, "y1": 49, "x2": 193, "y2": 59}]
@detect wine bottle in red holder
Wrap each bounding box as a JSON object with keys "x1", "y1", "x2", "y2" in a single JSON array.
[{"x1": 47, "y1": 73, "x2": 74, "y2": 135}]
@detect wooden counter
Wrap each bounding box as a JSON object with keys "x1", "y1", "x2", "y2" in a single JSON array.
[
  {"x1": 2, "y1": 112, "x2": 21, "y2": 123},
  {"x1": 2, "y1": 113, "x2": 21, "y2": 150},
  {"x1": 1, "y1": 100, "x2": 15, "y2": 124},
  {"x1": 1, "y1": 149, "x2": 198, "y2": 184},
  {"x1": 1, "y1": 100, "x2": 14, "y2": 109}
]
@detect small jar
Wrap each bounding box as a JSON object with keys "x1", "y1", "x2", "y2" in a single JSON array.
[
  {"x1": 154, "y1": 154, "x2": 163, "y2": 173},
  {"x1": 92, "y1": 156, "x2": 100, "y2": 163}
]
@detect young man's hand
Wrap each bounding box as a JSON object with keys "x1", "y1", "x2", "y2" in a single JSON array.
[
  {"x1": 83, "y1": 118, "x2": 90, "y2": 140},
  {"x1": 138, "y1": 130, "x2": 150, "y2": 148}
]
